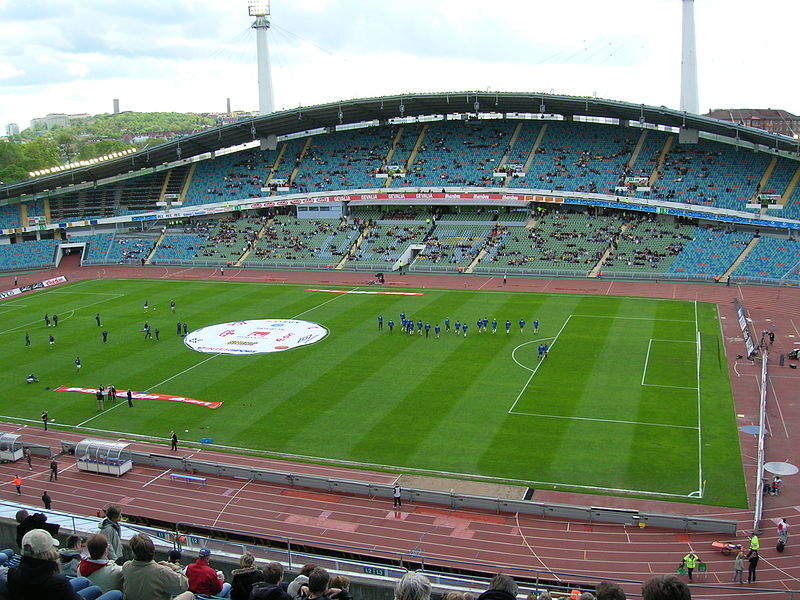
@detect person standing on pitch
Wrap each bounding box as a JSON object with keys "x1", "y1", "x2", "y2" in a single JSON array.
[
  {"x1": 127, "y1": 389, "x2": 134, "y2": 408},
  {"x1": 171, "y1": 431, "x2": 178, "y2": 451}
]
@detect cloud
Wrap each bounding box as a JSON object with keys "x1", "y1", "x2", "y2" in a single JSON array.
[{"x1": 1, "y1": 0, "x2": 799, "y2": 132}]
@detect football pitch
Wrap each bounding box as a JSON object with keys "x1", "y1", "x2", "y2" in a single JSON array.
[{"x1": 2, "y1": 278, "x2": 746, "y2": 507}]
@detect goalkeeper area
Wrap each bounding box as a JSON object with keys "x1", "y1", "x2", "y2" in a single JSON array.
[{"x1": 2, "y1": 278, "x2": 746, "y2": 508}]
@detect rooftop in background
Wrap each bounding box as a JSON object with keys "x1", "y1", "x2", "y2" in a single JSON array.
[{"x1": 705, "y1": 108, "x2": 800, "y2": 139}]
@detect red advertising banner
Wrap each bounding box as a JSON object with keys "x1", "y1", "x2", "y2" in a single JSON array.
[{"x1": 54, "y1": 386, "x2": 222, "y2": 409}]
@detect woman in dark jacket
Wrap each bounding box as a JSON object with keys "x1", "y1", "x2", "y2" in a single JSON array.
[
  {"x1": 7, "y1": 529, "x2": 118, "y2": 600},
  {"x1": 230, "y1": 552, "x2": 265, "y2": 600}
]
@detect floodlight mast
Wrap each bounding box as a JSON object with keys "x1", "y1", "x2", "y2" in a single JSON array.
[
  {"x1": 249, "y1": 0, "x2": 275, "y2": 115},
  {"x1": 679, "y1": 0, "x2": 699, "y2": 114}
]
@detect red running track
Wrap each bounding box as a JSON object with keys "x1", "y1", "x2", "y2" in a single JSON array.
[{"x1": 2, "y1": 266, "x2": 799, "y2": 599}]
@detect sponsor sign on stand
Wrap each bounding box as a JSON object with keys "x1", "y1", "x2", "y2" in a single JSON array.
[{"x1": 184, "y1": 319, "x2": 328, "y2": 355}]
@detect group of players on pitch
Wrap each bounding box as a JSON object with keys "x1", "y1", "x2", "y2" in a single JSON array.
[{"x1": 377, "y1": 313, "x2": 550, "y2": 358}]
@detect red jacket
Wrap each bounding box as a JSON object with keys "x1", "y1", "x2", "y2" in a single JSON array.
[{"x1": 186, "y1": 558, "x2": 222, "y2": 596}]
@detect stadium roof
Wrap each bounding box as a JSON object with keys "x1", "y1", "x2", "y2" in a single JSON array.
[{"x1": 4, "y1": 91, "x2": 800, "y2": 202}]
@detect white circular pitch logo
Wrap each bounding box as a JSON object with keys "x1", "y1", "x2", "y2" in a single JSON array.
[{"x1": 184, "y1": 319, "x2": 328, "y2": 355}]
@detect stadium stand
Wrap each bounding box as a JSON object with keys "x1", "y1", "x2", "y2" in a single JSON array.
[
  {"x1": 733, "y1": 235, "x2": 800, "y2": 282},
  {"x1": 0, "y1": 239, "x2": 57, "y2": 270},
  {"x1": 0, "y1": 203, "x2": 23, "y2": 230},
  {"x1": 601, "y1": 218, "x2": 696, "y2": 273},
  {"x1": 62, "y1": 233, "x2": 115, "y2": 263},
  {"x1": 649, "y1": 139, "x2": 771, "y2": 211},
  {"x1": 105, "y1": 235, "x2": 156, "y2": 264},
  {"x1": 668, "y1": 226, "x2": 753, "y2": 278},
  {"x1": 246, "y1": 215, "x2": 358, "y2": 266},
  {"x1": 150, "y1": 232, "x2": 208, "y2": 263}
]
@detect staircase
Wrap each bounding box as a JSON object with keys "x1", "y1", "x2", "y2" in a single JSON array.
[
  {"x1": 648, "y1": 136, "x2": 674, "y2": 187},
  {"x1": 722, "y1": 236, "x2": 759, "y2": 279},
  {"x1": 626, "y1": 129, "x2": 648, "y2": 170}
]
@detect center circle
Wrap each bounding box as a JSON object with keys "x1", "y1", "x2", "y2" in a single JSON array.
[{"x1": 184, "y1": 319, "x2": 328, "y2": 355}]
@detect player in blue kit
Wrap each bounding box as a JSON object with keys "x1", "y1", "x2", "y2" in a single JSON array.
[
  {"x1": 378, "y1": 315, "x2": 383, "y2": 329},
  {"x1": 462, "y1": 323, "x2": 468, "y2": 337},
  {"x1": 519, "y1": 318, "x2": 525, "y2": 333},
  {"x1": 455, "y1": 320, "x2": 461, "y2": 335},
  {"x1": 400, "y1": 312, "x2": 406, "y2": 323},
  {"x1": 408, "y1": 320, "x2": 414, "y2": 335},
  {"x1": 533, "y1": 319, "x2": 539, "y2": 333},
  {"x1": 505, "y1": 320, "x2": 512, "y2": 334},
  {"x1": 425, "y1": 322, "x2": 431, "y2": 337},
  {"x1": 492, "y1": 318, "x2": 498, "y2": 334},
  {"x1": 445, "y1": 317, "x2": 450, "y2": 332},
  {"x1": 483, "y1": 317, "x2": 489, "y2": 332},
  {"x1": 388, "y1": 319, "x2": 394, "y2": 332},
  {"x1": 417, "y1": 320, "x2": 423, "y2": 335},
  {"x1": 477, "y1": 318, "x2": 483, "y2": 333},
  {"x1": 538, "y1": 344, "x2": 545, "y2": 360},
  {"x1": 543, "y1": 343, "x2": 549, "y2": 358},
  {"x1": 434, "y1": 324, "x2": 441, "y2": 338}
]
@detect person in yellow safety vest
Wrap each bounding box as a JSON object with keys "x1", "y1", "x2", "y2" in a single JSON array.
[
  {"x1": 750, "y1": 533, "x2": 760, "y2": 550},
  {"x1": 682, "y1": 552, "x2": 700, "y2": 582}
]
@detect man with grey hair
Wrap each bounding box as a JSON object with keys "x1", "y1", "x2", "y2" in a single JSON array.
[{"x1": 394, "y1": 572, "x2": 432, "y2": 600}]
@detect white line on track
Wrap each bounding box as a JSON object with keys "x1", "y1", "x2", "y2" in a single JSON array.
[
  {"x1": 142, "y1": 468, "x2": 173, "y2": 489},
  {"x1": 212, "y1": 479, "x2": 253, "y2": 527}
]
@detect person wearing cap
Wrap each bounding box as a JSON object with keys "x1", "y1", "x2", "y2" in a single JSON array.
[
  {"x1": 186, "y1": 547, "x2": 231, "y2": 597},
  {"x1": 8, "y1": 528, "x2": 120, "y2": 600},
  {"x1": 122, "y1": 533, "x2": 192, "y2": 600}
]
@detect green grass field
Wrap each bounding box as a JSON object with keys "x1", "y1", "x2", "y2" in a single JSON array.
[{"x1": 2, "y1": 278, "x2": 746, "y2": 507}]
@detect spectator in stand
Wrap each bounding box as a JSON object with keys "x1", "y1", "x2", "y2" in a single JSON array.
[
  {"x1": 287, "y1": 563, "x2": 318, "y2": 598},
  {"x1": 78, "y1": 534, "x2": 124, "y2": 594},
  {"x1": 595, "y1": 581, "x2": 626, "y2": 599},
  {"x1": 250, "y1": 561, "x2": 292, "y2": 600},
  {"x1": 478, "y1": 573, "x2": 518, "y2": 600},
  {"x1": 121, "y1": 533, "x2": 192, "y2": 600},
  {"x1": 16, "y1": 510, "x2": 60, "y2": 549},
  {"x1": 641, "y1": 575, "x2": 690, "y2": 600},
  {"x1": 295, "y1": 568, "x2": 333, "y2": 600},
  {"x1": 186, "y1": 548, "x2": 230, "y2": 598},
  {"x1": 329, "y1": 575, "x2": 354, "y2": 600},
  {"x1": 99, "y1": 505, "x2": 124, "y2": 564},
  {"x1": 394, "y1": 572, "x2": 431, "y2": 600},
  {"x1": 230, "y1": 551, "x2": 264, "y2": 600},
  {"x1": 166, "y1": 549, "x2": 183, "y2": 567},
  {"x1": 58, "y1": 535, "x2": 84, "y2": 577},
  {"x1": 8, "y1": 528, "x2": 120, "y2": 600}
]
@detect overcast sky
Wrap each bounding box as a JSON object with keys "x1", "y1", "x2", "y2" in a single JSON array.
[{"x1": 1, "y1": 0, "x2": 798, "y2": 131}]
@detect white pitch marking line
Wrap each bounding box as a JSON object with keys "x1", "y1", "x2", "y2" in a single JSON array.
[
  {"x1": 507, "y1": 316, "x2": 571, "y2": 414},
  {"x1": 507, "y1": 410, "x2": 699, "y2": 430}
]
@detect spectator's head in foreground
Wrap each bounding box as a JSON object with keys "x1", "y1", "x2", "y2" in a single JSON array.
[
  {"x1": 21, "y1": 529, "x2": 59, "y2": 562},
  {"x1": 596, "y1": 581, "x2": 626, "y2": 600},
  {"x1": 395, "y1": 572, "x2": 432, "y2": 600},
  {"x1": 263, "y1": 561, "x2": 284, "y2": 584},
  {"x1": 86, "y1": 533, "x2": 109, "y2": 560},
  {"x1": 129, "y1": 533, "x2": 155, "y2": 562},
  {"x1": 641, "y1": 575, "x2": 690, "y2": 600},
  {"x1": 308, "y1": 567, "x2": 331, "y2": 597}
]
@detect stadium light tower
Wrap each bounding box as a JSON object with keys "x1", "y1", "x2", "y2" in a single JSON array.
[
  {"x1": 249, "y1": 0, "x2": 275, "y2": 115},
  {"x1": 679, "y1": 0, "x2": 699, "y2": 115}
]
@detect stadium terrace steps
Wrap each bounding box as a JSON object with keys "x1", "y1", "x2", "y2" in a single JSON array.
[
  {"x1": 732, "y1": 235, "x2": 800, "y2": 281},
  {"x1": 722, "y1": 236, "x2": 759, "y2": 279}
]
